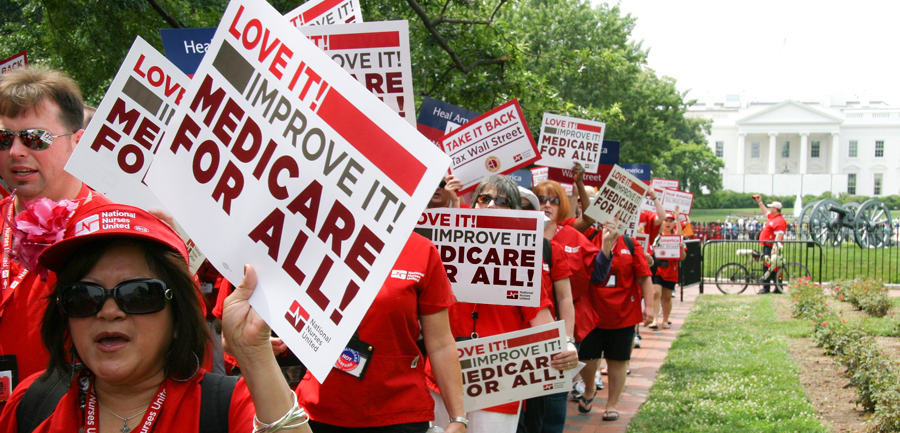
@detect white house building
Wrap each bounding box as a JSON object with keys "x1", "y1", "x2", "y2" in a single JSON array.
[{"x1": 688, "y1": 96, "x2": 900, "y2": 197}]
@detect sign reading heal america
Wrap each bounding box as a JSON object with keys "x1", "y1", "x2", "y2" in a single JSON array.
[
  {"x1": 583, "y1": 165, "x2": 648, "y2": 234},
  {"x1": 0, "y1": 50, "x2": 27, "y2": 75},
  {"x1": 64, "y1": 37, "x2": 205, "y2": 273},
  {"x1": 300, "y1": 21, "x2": 415, "y2": 126},
  {"x1": 456, "y1": 321, "x2": 572, "y2": 411},
  {"x1": 285, "y1": 0, "x2": 362, "y2": 26},
  {"x1": 441, "y1": 99, "x2": 539, "y2": 194},
  {"x1": 536, "y1": 113, "x2": 605, "y2": 174},
  {"x1": 415, "y1": 208, "x2": 541, "y2": 307},
  {"x1": 417, "y1": 97, "x2": 481, "y2": 146},
  {"x1": 143, "y1": 0, "x2": 449, "y2": 382},
  {"x1": 662, "y1": 189, "x2": 694, "y2": 216}
]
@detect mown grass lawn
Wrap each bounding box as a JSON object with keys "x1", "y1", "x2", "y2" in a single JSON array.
[{"x1": 627, "y1": 295, "x2": 828, "y2": 433}]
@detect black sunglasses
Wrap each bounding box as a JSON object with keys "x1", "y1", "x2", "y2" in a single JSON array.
[
  {"x1": 57, "y1": 279, "x2": 172, "y2": 318},
  {"x1": 0, "y1": 129, "x2": 74, "y2": 150},
  {"x1": 439, "y1": 179, "x2": 447, "y2": 189},
  {"x1": 537, "y1": 195, "x2": 561, "y2": 205},
  {"x1": 476, "y1": 194, "x2": 512, "y2": 208}
]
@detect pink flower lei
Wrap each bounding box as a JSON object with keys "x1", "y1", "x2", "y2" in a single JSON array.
[{"x1": 5, "y1": 194, "x2": 79, "y2": 280}]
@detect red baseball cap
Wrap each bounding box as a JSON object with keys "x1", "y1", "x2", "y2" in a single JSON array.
[
  {"x1": 39, "y1": 203, "x2": 188, "y2": 272},
  {"x1": 665, "y1": 212, "x2": 675, "y2": 220}
]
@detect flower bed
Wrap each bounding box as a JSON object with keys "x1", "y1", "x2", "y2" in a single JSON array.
[
  {"x1": 832, "y1": 278, "x2": 893, "y2": 318},
  {"x1": 788, "y1": 277, "x2": 900, "y2": 432}
]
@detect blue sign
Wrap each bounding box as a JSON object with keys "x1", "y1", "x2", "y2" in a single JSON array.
[
  {"x1": 599, "y1": 140, "x2": 619, "y2": 165},
  {"x1": 618, "y1": 164, "x2": 652, "y2": 182},
  {"x1": 416, "y1": 97, "x2": 481, "y2": 144},
  {"x1": 507, "y1": 169, "x2": 533, "y2": 188},
  {"x1": 159, "y1": 27, "x2": 216, "y2": 76}
]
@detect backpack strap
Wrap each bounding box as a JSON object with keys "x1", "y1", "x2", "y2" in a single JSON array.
[
  {"x1": 542, "y1": 238, "x2": 560, "y2": 320},
  {"x1": 623, "y1": 236, "x2": 635, "y2": 256},
  {"x1": 199, "y1": 373, "x2": 239, "y2": 433},
  {"x1": 16, "y1": 370, "x2": 73, "y2": 433}
]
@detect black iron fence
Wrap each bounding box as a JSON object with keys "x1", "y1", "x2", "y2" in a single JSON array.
[{"x1": 699, "y1": 240, "x2": 822, "y2": 294}]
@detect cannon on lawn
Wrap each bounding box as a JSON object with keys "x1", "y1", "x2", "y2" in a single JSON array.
[{"x1": 798, "y1": 199, "x2": 892, "y2": 248}]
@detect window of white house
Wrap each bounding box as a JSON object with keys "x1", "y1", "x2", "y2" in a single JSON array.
[
  {"x1": 751, "y1": 141, "x2": 760, "y2": 158},
  {"x1": 848, "y1": 173, "x2": 857, "y2": 195},
  {"x1": 875, "y1": 140, "x2": 884, "y2": 157},
  {"x1": 781, "y1": 141, "x2": 790, "y2": 158},
  {"x1": 874, "y1": 173, "x2": 883, "y2": 195},
  {"x1": 715, "y1": 141, "x2": 724, "y2": 158},
  {"x1": 849, "y1": 141, "x2": 858, "y2": 157},
  {"x1": 811, "y1": 141, "x2": 820, "y2": 157}
]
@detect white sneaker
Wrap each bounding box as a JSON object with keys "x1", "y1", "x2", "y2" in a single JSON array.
[
  {"x1": 633, "y1": 336, "x2": 641, "y2": 348},
  {"x1": 595, "y1": 374, "x2": 604, "y2": 390},
  {"x1": 570, "y1": 380, "x2": 585, "y2": 400}
]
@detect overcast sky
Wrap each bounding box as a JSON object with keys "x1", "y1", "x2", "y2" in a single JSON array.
[{"x1": 604, "y1": 0, "x2": 900, "y2": 106}]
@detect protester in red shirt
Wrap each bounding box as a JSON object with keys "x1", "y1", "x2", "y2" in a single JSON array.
[
  {"x1": 0, "y1": 203, "x2": 306, "y2": 433},
  {"x1": 650, "y1": 212, "x2": 685, "y2": 329},
  {"x1": 582, "y1": 233, "x2": 654, "y2": 421},
  {"x1": 428, "y1": 175, "x2": 578, "y2": 433},
  {"x1": 0, "y1": 68, "x2": 113, "y2": 409},
  {"x1": 755, "y1": 197, "x2": 786, "y2": 294}
]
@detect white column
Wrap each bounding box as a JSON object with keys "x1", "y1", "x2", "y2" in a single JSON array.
[
  {"x1": 768, "y1": 133, "x2": 777, "y2": 174},
  {"x1": 799, "y1": 132, "x2": 809, "y2": 174},
  {"x1": 831, "y1": 133, "x2": 841, "y2": 174},
  {"x1": 736, "y1": 133, "x2": 746, "y2": 175}
]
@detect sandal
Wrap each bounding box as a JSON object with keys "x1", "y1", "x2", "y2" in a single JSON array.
[
  {"x1": 602, "y1": 410, "x2": 620, "y2": 421},
  {"x1": 661, "y1": 323, "x2": 671, "y2": 329},
  {"x1": 577, "y1": 391, "x2": 595, "y2": 413}
]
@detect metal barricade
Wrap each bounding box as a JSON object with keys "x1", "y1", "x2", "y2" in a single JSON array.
[{"x1": 700, "y1": 240, "x2": 822, "y2": 294}]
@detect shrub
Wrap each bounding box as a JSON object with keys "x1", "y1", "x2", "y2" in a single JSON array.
[
  {"x1": 833, "y1": 278, "x2": 892, "y2": 318},
  {"x1": 788, "y1": 277, "x2": 828, "y2": 319}
]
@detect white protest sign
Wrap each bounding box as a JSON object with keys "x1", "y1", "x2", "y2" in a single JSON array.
[
  {"x1": 300, "y1": 21, "x2": 415, "y2": 126},
  {"x1": 536, "y1": 113, "x2": 605, "y2": 174},
  {"x1": 441, "y1": 99, "x2": 539, "y2": 194},
  {"x1": 143, "y1": 0, "x2": 450, "y2": 382},
  {"x1": 640, "y1": 187, "x2": 665, "y2": 213},
  {"x1": 285, "y1": 0, "x2": 362, "y2": 27},
  {"x1": 652, "y1": 178, "x2": 679, "y2": 190},
  {"x1": 64, "y1": 37, "x2": 205, "y2": 273},
  {"x1": 655, "y1": 235, "x2": 682, "y2": 259},
  {"x1": 634, "y1": 233, "x2": 650, "y2": 252},
  {"x1": 663, "y1": 190, "x2": 694, "y2": 216},
  {"x1": 0, "y1": 50, "x2": 27, "y2": 75},
  {"x1": 457, "y1": 321, "x2": 571, "y2": 411},
  {"x1": 583, "y1": 165, "x2": 648, "y2": 234},
  {"x1": 624, "y1": 211, "x2": 640, "y2": 238},
  {"x1": 415, "y1": 208, "x2": 541, "y2": 307}
]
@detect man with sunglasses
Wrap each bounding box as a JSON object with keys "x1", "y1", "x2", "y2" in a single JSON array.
[{"x1": 0, "y1": 67, "x2": 111, "y2": 406}]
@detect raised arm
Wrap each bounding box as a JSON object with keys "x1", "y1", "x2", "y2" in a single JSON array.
[
  {"x1": 223, "y1": 266, "x2": 312, "y2": 432},
  {"x1": 572, "y1": 162, "x2": 596, "y2": 232},
  {"x1": 651, "y1": 189, "x2": 665, "y2": 227},
  {"x1": 754, "y1": 195, "x2": 768, "y2": 215}
]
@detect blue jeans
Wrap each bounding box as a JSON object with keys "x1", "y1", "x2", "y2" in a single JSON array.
[{"x1": 540, "y1": 392, "x2": 568, "y2": 433}]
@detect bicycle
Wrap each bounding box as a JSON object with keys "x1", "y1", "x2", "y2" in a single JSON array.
[{"x1": 714, "y1": 243, "x2": 811, "y2": 294}]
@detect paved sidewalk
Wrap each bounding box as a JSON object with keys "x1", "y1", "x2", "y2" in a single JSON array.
[{"x1": 563, "y1": 285, "x2": 701, "y2": 433}]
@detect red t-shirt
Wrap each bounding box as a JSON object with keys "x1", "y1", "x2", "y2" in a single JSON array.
[
  {"x1": 639, "y1": 211, "x2": 661, "y2": 244},
  {"x1": 0, "y1": 370, "x2": 254, "y2": 432},
  {"x1": 426, "y1": 282, "x2": 553, "y2": 414},
  {"x1": 297, "y1": 233, "x2": 455, "y2": 427},
  {"x1": 0, "y1": 184, "x2": 111, "y2": 404},
  {"x1": 590, "y1": 236, "x2": 652, "y2": 330},
  {"x1": 759, "y1": 213, "x2": 786, "y2": 246},
  {"x1": 550, "y1": 225, "x2": 599, "y2": 341},
  {"x1": 542, "y1": 240, "x2": 573, "y2": 319}
]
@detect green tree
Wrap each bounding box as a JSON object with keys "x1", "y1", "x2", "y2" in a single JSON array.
[{"x1": 656, "y1": 141, "x2": 724, "y2": 195}]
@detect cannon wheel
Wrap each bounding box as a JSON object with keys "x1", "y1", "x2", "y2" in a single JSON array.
[
  {"x1": 798, "y1": 201, "x2": 817, "y2": 241},
  {"x1": 842, "y1": 202, "x2": 860, "y2": 244},
  {"x1": 854, "y1": 199, "x2": 891, "y2": 249},
  {"x1": 810, "y1": 199, "x2": 842, "y2": 246}
]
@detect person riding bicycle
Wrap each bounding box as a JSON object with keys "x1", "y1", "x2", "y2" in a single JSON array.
[{"x1": 754, "y1": 196, "x2": 786, "y2": 294}]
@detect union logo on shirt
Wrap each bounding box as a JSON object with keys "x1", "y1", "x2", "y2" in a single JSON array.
[
  {"x1": 390, "y1": 270, "x2": 408, "y2": 279},
  {"x1": 564, "y1": 246, "x2": 580, "y2": 253},
  {"x1": 620, "y1": 248, "x2": 631, "y2": 255}
]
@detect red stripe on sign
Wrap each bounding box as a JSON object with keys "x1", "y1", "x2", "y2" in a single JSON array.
[
  {"x1": 302, "y1": 0, "x2": 344, "y2": 22},
  {"x1": 629, "y1": 180, "x2": 646, "y2": 195},
  {"x1": 575, "y1": 123, "x2": 603, "y2": 134},
  {"x1": 329, "y1": 32, "x2": 401, "y2": 50},
  {"x1": 506, "y1": 329, "x2": 560, "y2": 349},
  {"x1": 316, "y1": 89, "x2": 425, "y2": 196},
  {"x1": 475, "y1": 216, "x2": 536, "y2": 231}
]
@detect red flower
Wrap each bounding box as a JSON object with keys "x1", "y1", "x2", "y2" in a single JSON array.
[
  {"x1": 11, "y1": 197, "x2": 78, "y2": 279},
  {"x1": 822, "y1": 322, "x2": 828, "y2": 326}
]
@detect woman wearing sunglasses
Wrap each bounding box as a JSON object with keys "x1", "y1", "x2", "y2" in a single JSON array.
[
  {"x1": 427, "y1": 175, "x2": 578, "y2": 433},
  {"x1": 0, "y1": 203, "x2": 310, "y2": 433}
]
